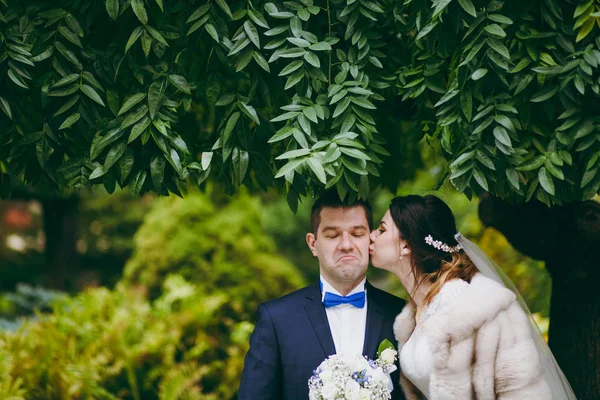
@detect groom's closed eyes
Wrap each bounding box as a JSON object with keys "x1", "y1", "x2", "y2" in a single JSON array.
[{"x1": 321, "y1": 226, "x2": 369, "y2": 239}]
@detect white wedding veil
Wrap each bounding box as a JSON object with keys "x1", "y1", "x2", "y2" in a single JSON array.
[{"x1": 455, "y1": 233, "x2": 577, "y2": 400}]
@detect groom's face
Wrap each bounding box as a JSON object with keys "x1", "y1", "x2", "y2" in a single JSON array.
[{"x1": 306, "y1": 206, "x2": 370, "y2": 288}]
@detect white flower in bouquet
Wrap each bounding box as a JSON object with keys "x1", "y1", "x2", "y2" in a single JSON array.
[
  {"x1": 379, "y1": 348, "x2": 396, "y2": 365},
  {"x1": 308, "y1": 340, "x2": 398, "y2": 400}
]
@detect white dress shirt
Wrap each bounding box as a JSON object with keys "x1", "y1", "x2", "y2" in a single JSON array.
[{"x1": 320, "y1": 275, "x2": 367, "y2": 355}]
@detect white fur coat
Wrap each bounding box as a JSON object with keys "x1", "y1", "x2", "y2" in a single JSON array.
[{"x1": 393, "y1": 274, "x2": 551, "y2": 400}]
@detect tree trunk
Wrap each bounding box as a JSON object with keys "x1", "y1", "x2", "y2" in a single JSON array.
[
  {"x1": 479, "y1": 194, "x2": 600, "y2": 399},
  {"x1": 40, "y1": 197, "x2": 80, "y2": 290}
]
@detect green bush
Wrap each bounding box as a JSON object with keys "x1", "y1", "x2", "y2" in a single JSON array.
[
  {"x1": 0, "y1": 191, "x2": 306, "y2": 399},
  {"x1": 122, "y1": 191, "x2": 306, "y2": 317}
]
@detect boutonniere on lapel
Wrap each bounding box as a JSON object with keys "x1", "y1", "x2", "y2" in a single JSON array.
[{"x1": 307, "y1": 340, "x2": 398, "y2": 399}]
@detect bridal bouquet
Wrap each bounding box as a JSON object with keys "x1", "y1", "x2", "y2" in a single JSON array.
[{"x1": 308, "y1": 340, "x2": 398, "y2": 400}]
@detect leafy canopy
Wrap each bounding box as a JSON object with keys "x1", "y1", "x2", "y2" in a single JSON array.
[{"x1": 0, "y1": 0, "x2": 598, "y2": 207}]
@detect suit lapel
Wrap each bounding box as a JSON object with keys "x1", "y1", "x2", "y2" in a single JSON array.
[
  {"x1": 304, "y1": 282, "x2": 336, "y2": 356},
  {"x1": 363, "y1": 282, "x2": 384, "y2": 358}
]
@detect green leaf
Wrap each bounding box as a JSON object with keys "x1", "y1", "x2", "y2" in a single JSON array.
[
  {"x1": 574, "y1": 0, "x2": 593, "y2": 18},
  {"x1": 530, "y1": 85, "x2": 559, "y2": 103},
  {"x1": 150, "y1": 154, "x2": 166, "y2": 190},
  {"x1": 186, "y1": 4, "x2": 210, "y2": 23},
  {"x1": 576, "y1": 18, "x2": 594, "y2": 42},
  {"x1": 506, "y1": 168, "x2": 520, "y2": 190},
  {"x1": 581, "y1": 168, "x2": 597, "y2": 188},
  {"x1": 222, "y1": 112, "x2": 240, "y2": 143},
  {"x1": 104, "y1": 141, "x2": 127, "y2": 170},
  {"x1": 0, "y1": 97, "x2": 12, "y2": 119},
  {"x1": 274, "y1": 158, "x2": 304, "y2": 179},
  {"x1": 248, "y1": 9, "x2": 270, "y2": 29},
  {"x1": 268, "y1": 126, "x2": 296, "y2": 142},
  {"x1": 201, "y1": 152, "x2": 213, "y2": 170},
  {"x1": 271, "y1": 111, "x2": 300, "y2": 122},
  {"x1": 302, "y1": 106, "x2": 318, "y2": 123},
  {"x1": 494, "y1": 115, "x2": 515, "y2": 133},
  {"x1": 538, "y1": 167, "x2": 555, "y2": 195},
  {"x1": 59, "y1": 112, "x2": 80, "y2": 130},
  {"x1": 215, "y1": 0, "x2": 233, "y2": 19},
  {"x1": 252, "y1": 52, "x2": 270, "y2": 72},
  {"x1": 232, "y1": 148, "x2": 249, "y2": 185},
  {"x1": 51, "y1": 73, "x2": 79, "y2": 88},
  {"x1": 229, "y1": 38, "x2": 250, "y2": 56},
  {"x1": 148, "y1": 79, "x2": 165, "y2": 120},
  {"x1": 119, "y1": 148, "x2": 134, "y2": 180},
  {"x1": 333, "y1": 97, "x2": 351, "y2": 118},
  {"x1": 131, "y1": 170, "x2": 147, "y2": 194},
  {"x1": 244, "y1": 21, "x2": 260, "y2": 48},
  {"x1": 516, "y1": 156, "x2": 545, "y2": 171},
  {"x1": 307, "y1": 157, "x2": 327, "y2": 184},
  {"x1": 309, "y1": 42, "x2": 332, "y2": 51},
  {"x1": 288, "y1": 37, "x2": 311, "y2": 47},
  {"x1": 450, "y1": 151, "x2": 475, "y2": 168},
  {"x1": 105, "y1": 0, "x2": 119, "y2": 20},
  {"x1": 89, "y1": 166, "x2": 107, "y2": 180},
  {"x1": 187, "y1": 15, "x2": 209, "y2": 35},
  {"x1": 239, "y1": 102, "x2": 260, "y2": 125},
  {"x1": 340, "y1": 147, "x2": 370, "y2": 160},
  {"x1": 279, "y1": 60, "x2": 304, "y2": 76},
  {"x1": 487, "y1": 14, "x2": 513, "y2": 24},
  {"x1": 458, "y1": 0, "x2": 477, "y2": 17},
  {"x1": 59, "y1": 26, "x2": 83, "y2": 48},
  {"x1": 128, "y1": 116, "x2": 150, "y2": 143},
  {"x1": 155, "y1": 0, "x2": 163, "y2": 12},
  {"x1": 121, "y1": 105, "x2": 148, "y2": 129},
  {"x1": 125, "y1": 26, "x2": 144, "y2": 53},
  {"x1": 284, "y1": 69, "x2": 304, "y2": 90},
  {"x1": 131, "y1": 0, "x2": 148, "y2": 24},
  {"x1": 118, "y1": 93, "x2": 146, "y2": 116},
  {"x1": 276, "y1": 148, "x2": 311, "y2": 160},
  {"x1": 484, "y1": 24, "x2": 506, "y2": 37},
  {"x1": 460, "y1": 90, "x2": 472, "y2": 121},
  {"x1": 31, "y1": 47, "x2": 54, "y2": 62},
  {"x1": 168, "y1": 75, "x2": 191, "y2": 94},
  {"x1": 145, "y1": 25, "x2": 169, "y2": 46},
  {"x1": 206, "y1": 24, "x2": 220, "y2": 43},
  {"x1": 80, "y1": 84, "x2": 105, "y2": 106},
  {"x1": 493, "y1": 126, "x2": 512, "y2": 146},
  {"x1": 471, "y1": 68, "x2": 488, "y2": 80},
  {"x1": 166, "y1": 148, "x2": 183, "y2": 176},
  {"x1": 487, "y1": 39, "x2": 510, "y2": 59},
  {"x1": 473, "y1": 169, "x2": 489, "y2": 191},
  {"x1": 8, "y1": 69, "x2": 28, "y2": 89},
  {"x1": 350, "y1": 97, "x2": 376, "y2": 109},
  {"x1": 304, "y1": 51, "x2": 320, "y2": 67}
]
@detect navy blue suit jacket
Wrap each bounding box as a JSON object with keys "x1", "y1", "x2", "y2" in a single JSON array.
[{"x1": 238, "y1": 281, "x2": 406, "y2": 399}]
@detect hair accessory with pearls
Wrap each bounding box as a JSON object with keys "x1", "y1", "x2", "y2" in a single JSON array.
[{"x1": 424, "y1": 235, "x2": 461, "y2": 253}]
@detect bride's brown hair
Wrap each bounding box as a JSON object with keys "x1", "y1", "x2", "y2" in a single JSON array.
[{"x1": 389, "y1": 195, "x2": 478, "y2": 321}]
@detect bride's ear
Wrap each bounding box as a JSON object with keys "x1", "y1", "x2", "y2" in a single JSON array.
[{"x1": 399, "y1": 240, "x2": 412, "y2": 257}]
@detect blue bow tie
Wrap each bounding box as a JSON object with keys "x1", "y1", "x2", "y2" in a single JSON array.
[{"x1": 322, "y1": 290, "x2": 366, "y2": 308}]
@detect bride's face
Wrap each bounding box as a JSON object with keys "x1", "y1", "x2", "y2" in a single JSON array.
[{"x1": 369, "y1": 210, "x2": 407, "y2": 271}]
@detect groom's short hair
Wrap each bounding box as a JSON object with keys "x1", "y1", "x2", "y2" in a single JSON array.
[{"x1": 310, "y1": 190, "x2": 373, "y2": 235}]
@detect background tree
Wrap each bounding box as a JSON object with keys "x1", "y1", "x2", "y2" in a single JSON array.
[{"x1": 0, "y1": 0, "x2": 598, "y2": 396}]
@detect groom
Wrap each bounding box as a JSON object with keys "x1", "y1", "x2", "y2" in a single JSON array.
[{"x1": 238, "y1": 191, "x2": 405, "y2": 399}]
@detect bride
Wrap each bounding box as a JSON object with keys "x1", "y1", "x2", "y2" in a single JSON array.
[{"x1": 368, "y1": 194, "x2": 576, "y2": 399}]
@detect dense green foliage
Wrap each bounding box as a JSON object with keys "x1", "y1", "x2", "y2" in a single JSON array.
[
  {"x1": 1, "y1": 0, "x2": 597, "y2": 207},
  {"x1": 123, "y1": 190, "x2": 306, "y2": 302},
  {"x1": 0, "y1": 191, "x2": 306, "y2": 399}
]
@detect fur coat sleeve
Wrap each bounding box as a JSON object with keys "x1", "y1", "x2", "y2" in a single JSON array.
[{"x1": 393, "y1": 274, "x2": 551, "y2": 400}]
